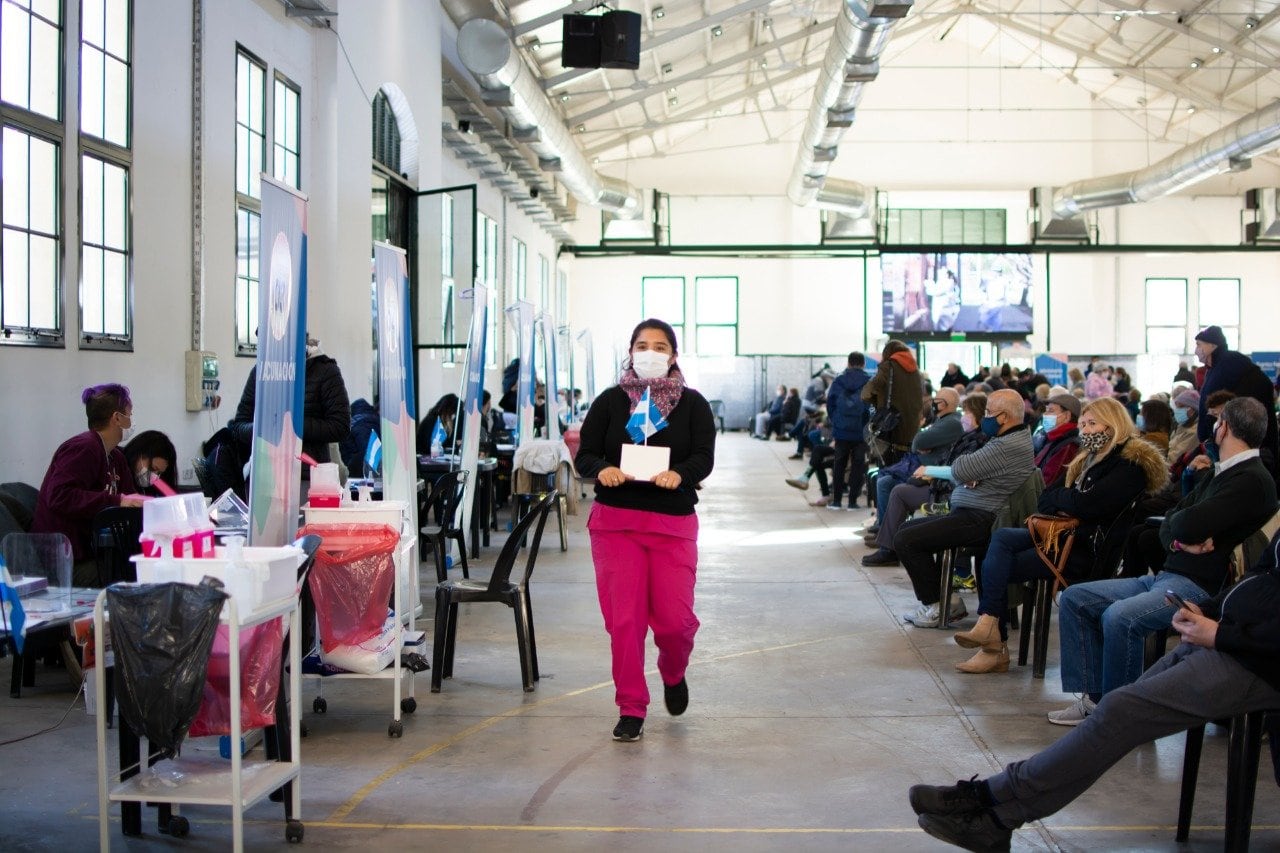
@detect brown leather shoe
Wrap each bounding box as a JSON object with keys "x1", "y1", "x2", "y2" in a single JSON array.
[
  {"x1": 955, "y1": 644, "x2": 1010, "y2": 674},
  {"x1": 954, "y1": 614, "x2": 1001, "y2": 650}
]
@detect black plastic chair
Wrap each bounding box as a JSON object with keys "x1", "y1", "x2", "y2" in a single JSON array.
[
  {"x1": 707, "y1": 399, "x2": 727, "y2": 434},
  {"x1": 420, "y1": 470, "x2": 470, "y2": 583},
  {"x1": 1177, "y1": 709, "x2": 1277, "y2": 851},
  {"x1": 93, "y1": 506, "x2": 144, "y2": 587},
  {"x1": 431, "y1": 492, "x2": 556, "y2": 693},
  {"x1": 1017, "y1": 499, "x2": 1138, "y2": 678}
]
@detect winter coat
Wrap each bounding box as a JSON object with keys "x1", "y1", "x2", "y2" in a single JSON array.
[
  {"x1": 827, "y1": 367, "x2": 870, "y2": 441},
  {"x1": 1084, "y1": 372, "x2": 1113, "y2": 400},
  {"x1": 231, "y1": 353, "x2": 352, "y2": 466},
  {"x1": 861, "y1": 351, "x2": 923, "y2": 449},
  {"x1": 339, "y1": 398, "x2": 381, "y2": 473}
]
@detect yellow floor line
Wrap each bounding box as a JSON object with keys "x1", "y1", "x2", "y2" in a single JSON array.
[{"x1": 329, "y1": 633, "x2": 859, "y2": 821}]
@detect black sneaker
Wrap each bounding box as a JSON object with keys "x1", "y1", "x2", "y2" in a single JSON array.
[
  {"x1": 861, "y1": 549, "x2": 900, "y2": 567},
  {"x1": 612, "y1": 715, "x2": 644, "y2": 742},
  {"x1": 909, "y1": 775, "x2": 986, "y2": 816},
  {"x1": 917, "y1": 810, "x2": 1012, "y2": 852},
  {"x1": 664, "y1": 678, "x2": 689, "y2": 716}
]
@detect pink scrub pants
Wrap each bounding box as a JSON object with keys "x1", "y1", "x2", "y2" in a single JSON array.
[{"x1": 588, "y1": 503, "x2": 700, "y2": 718}]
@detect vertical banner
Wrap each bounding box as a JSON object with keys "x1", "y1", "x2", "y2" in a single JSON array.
[
  {"x1": 505, "y1": 300, "x2": 537, "y2": 446},
  {"x1": 538, "y1": 313, "x2": 562, "y2": 441},
  {"x1": 1034, "y1": 353, "x2": 1070, "y2": 388},
  {"x1": 248, "y1": 176, "x2": 307, "y2": 546},
  {"x1": 457, "y1": 284, "x2": 489, "y2": 539},
  {"x1": 576, "y1": 328, "x2": 596, "y2": 405},
  {"x1": 374, "y1": 243, "x2": 416, "y2": 535},
  {"x1": 559, "y1": 325, "x2": 576, "y2": 422}
]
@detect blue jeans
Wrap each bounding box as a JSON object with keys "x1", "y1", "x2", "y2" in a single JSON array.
[
  {"x1": 976, "y1": 527, "x2": 1056, "y2": 640},
  {"x1": 875, "y1": 470, "x2": 907, "y2": 518},
  {"x1": 1057, "y1": 571, "x2": 1212, "y2": 696}
]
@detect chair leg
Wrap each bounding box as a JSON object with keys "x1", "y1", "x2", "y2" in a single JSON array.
[
  {"x1": 431, "y1": 591, "x2": 449, "y2": 692},
  {"x1": 443, "y1": 602, "x2": 460, "y2": 678},
  {"x1": 1032, "y1": 580, "x2": 1054, "y2": 679},
  {"x1": 556, "y1": 494, "x2": 568, "y2": 552},
  {"x1": 512, "y1": 595, "x2": 534, "y2": 692},
  {"x1": 1017, "y1": 583, "x2": 1034, "y2": 667},
  {"x1": 451, "y1": 530, "x2": 470, "y2": 579},
  {"x1": 1226, "y1": 711, "x2": 1266, "y2": 852},
  {"x1": 425, "y1": 535, "x2": 446, "y2": 584},
  {"x1": 524, "y1": 587, "x2": 539, "y2": 681},
  {"x1": 9, "y1": 649, "x2": 21, "y2": 698},
  {"x1": 938, "y1": 549, "x2": 955, "y2": 629},
  {"x1": 1177, "y1": 724, "x2": 1207, "y2": 841}
]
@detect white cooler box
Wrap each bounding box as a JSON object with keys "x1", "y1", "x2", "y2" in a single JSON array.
[
  {"x1": 131, "y1": 545, "x2": 303, "y2": 611},
  {"x1": 302, "y1": 500, "x2": 407, "y2": 532}
]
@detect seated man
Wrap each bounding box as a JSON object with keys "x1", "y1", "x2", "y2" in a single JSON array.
[
  {"x1": 908, "y1": 527, "x2": 1280, "y2": 851},
  {"x1": 1049, "y1": 396, "x2": 1279, "y2": 726},
  {"x1": 1033, "y1": 392, "x2": 1081, "y2": 486},
  {"x1": 893, "y1": 389, "x2": 1035, "y2": 627},
  {"x1": 872, "y1": 388, "x2": 964, "y2": 525},
  {"x1": 753, "y1": 385, "x2": 786, "y2": 439}
]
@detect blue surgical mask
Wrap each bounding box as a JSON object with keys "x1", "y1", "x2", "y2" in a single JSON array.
[
  {"x1": 981, "y1": 415, "x2": 1001, "y2": 437},
  {"x1": 1135, "y1": 414, "x2": 1146, "y2": 431},
  {"x1": 1205, "y1": 439, "x2": 1220, "y2": 463},
  {"x1": 1041, "y1": 413, "x2": 1058, "y2": 432},
  {"x1": 1173, "y1": 407, "x2": 1190, "y2": 426}
]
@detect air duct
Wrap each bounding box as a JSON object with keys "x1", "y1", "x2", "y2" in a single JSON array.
[
  {"x1": 1050, "y1": 100, "x2": 1280, "y2": 220},
  {"x1": 786, "y1": 0, "x2": 912, "y2": 211},
  {"x1": 455, "y1": 16, "x2": 644, "y2": 220}
]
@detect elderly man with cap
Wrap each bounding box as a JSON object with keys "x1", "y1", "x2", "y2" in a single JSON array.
[
  {"x1": 1195, "y1": 325, "x2": 1279, "y2": 482},
  {"x1": 1034, "y1": 392, "x2": 1081, "y2": 486}
]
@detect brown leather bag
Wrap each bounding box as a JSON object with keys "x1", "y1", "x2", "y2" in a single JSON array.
[{"x1": 1026, "y1": 513, "x2": 1082, "y2": 594}]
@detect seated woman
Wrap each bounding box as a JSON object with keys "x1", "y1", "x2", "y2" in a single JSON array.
[
  {"x1": 120, "y1": 430, "x2": 179, "y2": 496},
  {"x1": 950, "y1": 397, "x2": 1167, "y2": 673},
  {"x1": 31, "y1": 384, "x2": 146, "y2": 586},
  {"x1": 1136, "y1": 398, "x2": 1173, "y2": 454},
  {"x1": 417, "y1": 393, "x2": 460, "y2": 455}
]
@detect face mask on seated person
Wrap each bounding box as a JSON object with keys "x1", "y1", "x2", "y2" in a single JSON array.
[
  {"x1": 1041, "y1": 413, "x2": 1058, "y2": 432},
  {"x1": 1173, "y1": 407, "x2": 1190, "y2": 426},
  {"x1": 1079, "y1": 430, "x2": 1109, "y2": 453},
  {"x1": 980, "y1": 415, "x2": 1001, "y2": 437},
  {"x1": 631, "y1": 350, "x2": 671, "y2": 380},
  {"x1": 135, "y1": 468, "x2": 153, "y2": 489},
  {"x1": 1135, "y1": 414, "x2": 1147, "y2": 431}
]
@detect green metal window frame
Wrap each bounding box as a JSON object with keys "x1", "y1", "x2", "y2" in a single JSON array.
[
  {"x1": 372, "y1": 89, "x2": 400, "y2": 175},
  {"x1": 1198, "y1": 277, "x2": 1240, "y2": 350},
  {"x1": 511, "y1": 237, "x2": 527, "y2": 300},
  {"x1": 641, "y1": 275, "x2": 685, "y2": 348},
  {"x1": 272, "y1": 72, "x2": 300, "y2": 189},
  {"x1": 79, "y1": 0, "x2": 131, "y2": 148},
  {"x1": 883, "y1": 208, "x2": 1006, "y2": 245},
  {"x1": 1145, "y1": 277, "x2": 1188, "y2": 354},
  {"x1": 694, "y1": 275, "x2": 738, "y2": 356},
  {"x1": 79, "y1": 151, "x2": 131, "y2": 346}
]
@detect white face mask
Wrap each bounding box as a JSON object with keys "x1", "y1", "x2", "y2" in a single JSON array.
[
  {"x1": 135, "y1": 468, "x2": 153, "y2": 489},
  {"x1": 631, "y1": 350, "x2": 671, "y2": 380}
]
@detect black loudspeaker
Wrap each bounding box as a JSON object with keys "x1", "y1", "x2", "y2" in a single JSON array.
[
  {"x1": 599, "y1": 11, "x2": 641, "y2": 69},
  {"x1": 561, "y1": 15, "x2": 601, "y2": 69}
]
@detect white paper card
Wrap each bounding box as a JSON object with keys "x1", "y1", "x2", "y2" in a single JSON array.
[{"x1": 620, "y1": 444, "x2": 671, "y2": 481}]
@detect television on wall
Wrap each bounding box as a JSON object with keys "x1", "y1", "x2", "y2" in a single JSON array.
[{"x1": 881, "y1": 253, "x2": 1033, "y2": 335}]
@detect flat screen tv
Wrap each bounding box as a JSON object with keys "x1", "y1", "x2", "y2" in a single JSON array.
[{"x1": 881, "y1": 253, "x2": 1033, "y2": 335}]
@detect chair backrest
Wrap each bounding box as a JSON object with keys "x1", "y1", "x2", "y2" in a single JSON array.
[
  {"x1": 0, "y1": 482, "x2": 38, "y2": 517},
  {"x1": 484, "y1": 492, "x2": 557, "y2": 594},
  {"x1": 1089, "y1": 498, "x2": 1140, "y2": 581},
  {"x1": 0, "y1": 499, "x2": 27, "y2": 538},
  {"x1": 991, "y1": 469, "x2": 1045, "y2": 531},
  {"x1": 0, "y1": 483, "x2": 36, "y2": 531},
  {"x1": 1, "y1": 532, "x2": 73, "y2": 587},
  {"x1": 708, "y1": 399, "x2": 726, "y2": 417},
  {"x1": 93, "y1": 506, "x2": 144, "y2": 586},
  {"x1": 434, "y1": 469, "x2": 469, "y2": 533}
]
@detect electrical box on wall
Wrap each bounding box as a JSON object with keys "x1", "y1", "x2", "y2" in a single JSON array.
[{"x1": 185, "y1": 350, "x2": 220, "y2": 412}]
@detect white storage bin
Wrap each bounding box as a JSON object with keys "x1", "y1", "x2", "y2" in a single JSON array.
[
  {"x1": 302, "y1": 501, "x2": 407, "y2": 532},
  {"x1": 131, "y1": 545, "x2": 302, "y2": 612}
]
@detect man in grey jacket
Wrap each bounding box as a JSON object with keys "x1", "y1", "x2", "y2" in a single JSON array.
[{"x1": 893, "y1": 389, "x2": 1035, "y2": 628}]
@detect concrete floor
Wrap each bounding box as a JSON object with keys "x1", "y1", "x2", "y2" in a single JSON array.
[{"x1": 1, "y1": 432, "x2": 1277, "y2": 851}]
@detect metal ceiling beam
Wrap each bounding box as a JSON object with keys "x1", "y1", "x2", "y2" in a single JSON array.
[
  {"x1": 512, "y1": 0, "x2": 601, "y2": 37},
  {"x1": 1096, "y1": 0, "x2": 1280, "y2": 69},
  {"x1": 566, "y1": 19, "x2": 835, "y2": 125},
  {"x1": 543, "y1": 0, "x2": 778, "y2": 90}
]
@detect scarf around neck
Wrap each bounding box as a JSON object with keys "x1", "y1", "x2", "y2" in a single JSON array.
[{"x1": 618, "y1": 366, "x2": 686, "y2": 419}]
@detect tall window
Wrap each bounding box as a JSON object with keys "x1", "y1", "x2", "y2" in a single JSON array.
[
  {"x1": 234, "y1": 48, "x2": 266, "y2": 354},
  {"x1": 538, "y1": 255, "x2": 550, "y2": 313},
  {"x1": 695, "y1": 276, "x2": 738, "y2": 355},
  {"x1": 79, "y1": 0, "x2": 132, "y2": 347},
  {"x1": 641, "y1": 276, "x2": 685, "y2": 345},
  {"x1": 1, "y1": 0, "x2": 64, "y2": 344},
  {"x1": 557, "y1": 269, "x2": 568, "y2": 324},
  {"x1": 1198, "y1": 278, "x2": 1240, "y2": 350},
  {"x1": 272, "y1": 74, "x2": 300, "y2": 188},
  {"x1": 372, "y1": 90, "x2": 400, "y2": 174},
  {"x1": 1145, "y1": 278, "x2": 1187, "y2": 354},
  {"x1": 440, "y1": 194, "x2": 455, "y2": 350},
  {"x1": 511, "y1": 237, "x2": 527, "y2": 300},
  {"x1": 478, "y1": 212, "x2": 499, "y2": 367}
]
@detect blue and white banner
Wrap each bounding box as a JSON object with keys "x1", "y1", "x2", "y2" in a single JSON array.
[
  {"x1": 505, "y1": 300, "x2": 537, "y2": 446},
  {"x1": 626, "y1": 387, "x2": 668, "y2": 444},
  {"x1": 576, "y1": 329, "x2": 595, "y2": 405},
  {"x1": 458, "y1": 283, "x2": 489, "y2": 540},
  {"x1": 248, "y1": 176, "x2": 307, "y2": 546},
  {"x1": 538, "y1": 312, "x2": 562, "y2": 441},
  {"x1": 364, "y1": 432, "x2": 382, "y2": 475},
  {"x1": 1035, "y1": 353, "x2": 1070, "y2": 388},
  {"x1": 374, "y1": 242, "x2": 416, "y2": 528},
  {"x1": 0, "y1": 559, "x2": 27, "y2": 654}
]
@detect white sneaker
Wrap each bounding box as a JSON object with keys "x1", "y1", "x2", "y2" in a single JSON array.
[
  {"x1": 785, "y1": 477, "x2": 810, "y2": 491},
  {"x1": 903, "y1": 598, "x2": 967, "y2": 628},
  {"x1": 1047, "y1": 694, "x2": 1096, "y2": 726}
]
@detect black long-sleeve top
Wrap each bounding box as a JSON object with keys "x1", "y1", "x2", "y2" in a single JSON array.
[
  {"x1": 1200, "y1": 529, "x2": 1280, "y2": 691},
  {"x1": 575, "y1": 385, "x2": 716, "y2": 516}
]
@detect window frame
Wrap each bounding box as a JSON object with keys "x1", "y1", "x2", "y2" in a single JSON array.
[
  {"x1": 1197, "y1": 277, "x2": 1240, "y2": 350},
  {"x1": 640, "y1": 275, "x2": 685, "y2": 347},
  {"x1": 440, "y1": 193, "x2": 455, "y2": 354},
  {"x1": 694, "y1": 275, "x2": 738, "y2": 356},
  {"x1": 511, "y1": 236, "x2": 527, "y2": 301},
  {"x1": 271, "y1": 71, "x2": 301, "y2": 190},
  {"x1": 1144, "y1": 277, "x2": 1188, "y2": 355},
  {"x1": 1, "y1": 1, "x2": 66, "y2": 347}
]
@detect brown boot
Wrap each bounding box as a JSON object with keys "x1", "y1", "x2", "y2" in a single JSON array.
[
  {"x1": 955, "y1": 644, "x2": 1010, "y2": 674},
  {"x1": 953, "y1": 614, "x2": 1001, "y2": 649}
]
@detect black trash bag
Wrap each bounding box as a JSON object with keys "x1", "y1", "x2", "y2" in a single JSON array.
[{"x1": 108, "y1": 580, "x2": 228, "y2": 758}]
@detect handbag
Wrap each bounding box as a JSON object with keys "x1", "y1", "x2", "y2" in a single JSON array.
[
  {"x1": 867, "y1": 362, "x2": 902, "y2": 440},
  {"x1": 1026, "y1": 513, "x2": 1081, "y2": 593}
]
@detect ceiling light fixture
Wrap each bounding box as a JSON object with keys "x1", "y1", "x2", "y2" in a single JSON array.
[
  {"x1": 1211, "y1": 46, "x2": 1222, "y2": 53},
  {"x1": 653, "y1": 5, "x2": 665, "y2": 19},
  {"x1": 576, "y1": 123, "x2": 586, "y2": 133},
  {"x1": 1187, "y1": 106, "x2": 1196, "y2": 114},
  {"x1": 763, "y1": 17, "x2": 772, "y2": 28},
  {"x1": 662, "y1": 62, "x2": 673, "y2": 74},
  {"x1": 1189, "y1": 58, "x2": 1202, "y2": 68},
  {"x1": 760, "y1": 59, "x2": 768, "y2": 68},
  {"x1": 527, "y1": 36, "x2": 541, "y2": 51},
  {"x1": 667, "y1": 95, "x2": 678, "y2": 106},
  {"x1": 1113, "y1": 12, "x2": 1122, "y2": 21},
  {"x1": 711, "y1": 24, "x2": 723, "y2": 37},
  {"x1": 1245, "y1": 16, "x2": 1259, "y2": 29},
  {"x1": 559, "y1": 92, "x2": 570, "y2": 103}
]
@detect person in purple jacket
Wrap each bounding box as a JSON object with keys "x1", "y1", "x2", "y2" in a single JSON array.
[{"x1": 31, "y1": 383, "x2": 145, "y2": 585}]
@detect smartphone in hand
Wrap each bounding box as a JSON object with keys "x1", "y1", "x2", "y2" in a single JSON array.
[{"x1": 1165, "y1": 590, "x2": 1192, "y2": 611}]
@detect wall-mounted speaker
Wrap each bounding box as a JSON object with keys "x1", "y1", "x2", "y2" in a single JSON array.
[
  {"x1": 600, "y1": 11, "x2": 641, "y2": 69},
  {"x1": 561, "y1": 15, "x2": 601, "y2": 69}
]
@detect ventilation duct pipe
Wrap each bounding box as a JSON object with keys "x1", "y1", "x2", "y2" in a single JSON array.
[
  {"x1": 455, "y1": 16, "x2": 644, "y2": 220},
  {"x1": 786, "y1": 0, "x2": 912, "y2": 210},
  {"x1": 1051, "y1": 100, "x2": 1280, "y2": 220}
]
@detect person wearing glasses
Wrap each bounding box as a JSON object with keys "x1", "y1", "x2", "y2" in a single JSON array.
[{"x1": 32, "y1": 383, "x2": 146, "y2": 585}]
